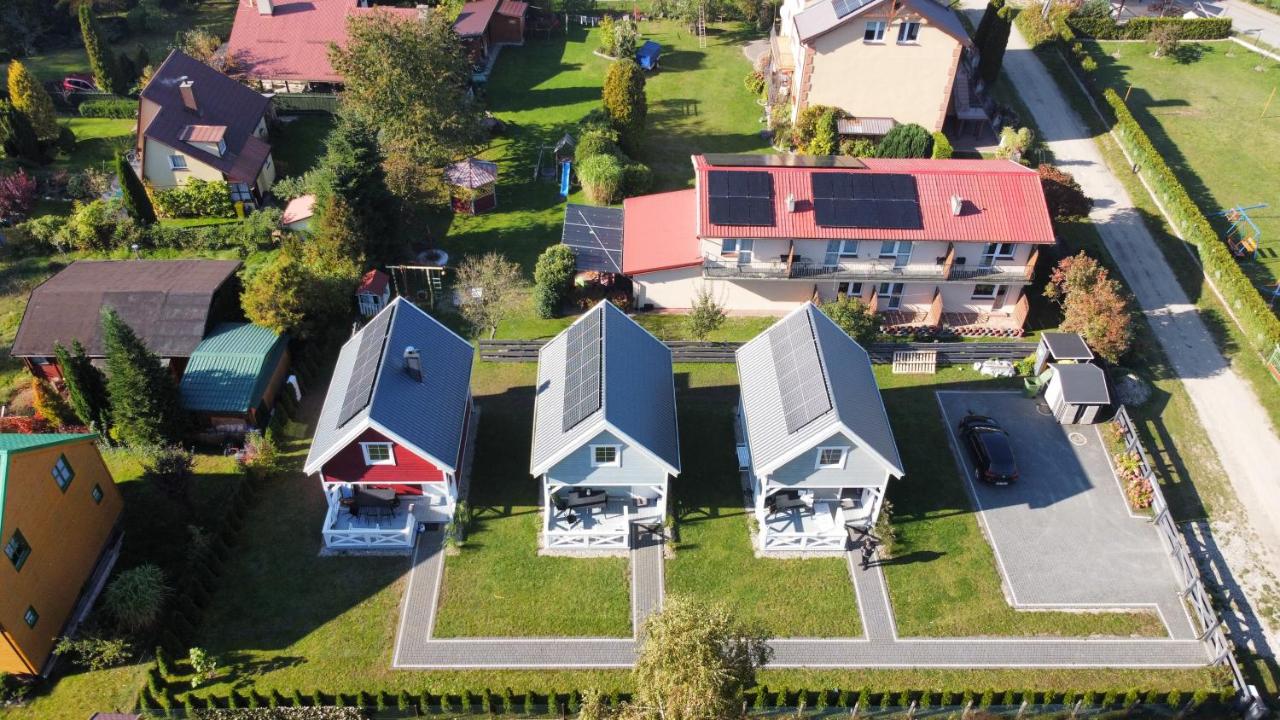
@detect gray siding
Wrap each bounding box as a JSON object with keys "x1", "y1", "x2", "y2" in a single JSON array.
[
  {"x1": 769, "y1": 432, "x2": 892, "y2": 489},
  {"x1": 546, "y1": 430, "x2": 668, "y2": 487}
]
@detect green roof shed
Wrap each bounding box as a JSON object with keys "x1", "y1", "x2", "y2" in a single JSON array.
[{"x1": 179, "y1": 323, "x2": 289, "y2": 416}]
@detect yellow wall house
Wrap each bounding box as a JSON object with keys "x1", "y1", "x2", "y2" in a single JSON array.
[
  {"x1": 770, "y1": 0, "x2": 990, "y2": 136},
  {"x1": 0, "y1": 434, "x2": 123, "y2": 676},
  {"x1": 134, "y1": 50, "x2": 277, "y2": 211}
]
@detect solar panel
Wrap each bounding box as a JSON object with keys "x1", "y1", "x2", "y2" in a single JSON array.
[
  {"x1": 769, "y1": 310, "x2": 833, "y2": 434},
  {"x1": 561, "y1": 204, "x2": 624, "y2": 274},
  {"x1": 337, "y1": 305, "x2": 395, "y2": 427},
  {"x1": 832, "y1": 0, "x2": 875, "y2": 18},
  {"x1": 810, "y1": 172, "x2": 923, "y2": 229},
  {"x1": 706, "y1": 170, "x2": 775, "y2": 227},
  {"x1": 561, "y1": 308, "x2": 604, "y2": 432},
  {"x1": 703, "y1": 154, "x2": 866, "y2": 169}
]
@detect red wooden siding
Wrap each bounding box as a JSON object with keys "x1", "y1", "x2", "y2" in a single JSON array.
[{"x1": 321, "y1": 428, "x2": 445, "y2": 485}]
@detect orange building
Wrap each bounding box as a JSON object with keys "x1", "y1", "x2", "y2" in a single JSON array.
[{"x1": 0, "y1": 434, "x2": 123, "y2": 676}]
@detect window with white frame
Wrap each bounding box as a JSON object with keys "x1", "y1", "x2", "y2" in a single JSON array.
[
  {"x1": 837, "y1": 240, "x2": 858, "y2": 258},
  {"x1": 51, "y1": 454, "x2": 74, "y2": 491},
  {"x1": 361, "y1": 442, "x2": 395, "y2": 466},
  {"x1": 816, "y1": 447, "x2": 847, "y2": 469},
  {"x1": 169, "y1": 154, "x2": 188, "y2": 170},
  {"x1": 591, "y1": 445, "x2": 621, "y2": 467},
  {"x1": 972, "y1": 283, "x2": 999, "y2": 299},
  {"x1": 864, "y1": 21, "x2": 886, "y2": 41},
  {"x1": 897, "y1": 21, "x2": 921, "y2": 43},
  {"x1": 721, "y1": 238, "x2": 754, "y2": 263},
  {"x1": 984, "y1": 242, "x2": 1016, "y2": 259}
]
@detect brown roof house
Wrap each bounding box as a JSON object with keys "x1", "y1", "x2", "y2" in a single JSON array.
[
  {"x1": 135, "y1": 51, "x2": 277, "y2": 209},
  {"x1": 768, "y1": 0, "x2": 991, "y2": 137},
  {"x1": 11, "y1": 260, "x2": 243, "y2": 382},
  {"x1": 454, "y1": 0, "x2": 528, "y2": 66}
]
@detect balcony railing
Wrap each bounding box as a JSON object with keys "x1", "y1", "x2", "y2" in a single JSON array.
[{"x1": 702, "y1": 257, "x2": 1032, "y2": 283}]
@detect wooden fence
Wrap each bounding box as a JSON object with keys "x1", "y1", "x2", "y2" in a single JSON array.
[
  {"x1": 1113, "y1": 406, "x2": 1263, "y2": 717},
  {"x1": 479, "y1": 340, "x2": 1036, "y2": 364}
]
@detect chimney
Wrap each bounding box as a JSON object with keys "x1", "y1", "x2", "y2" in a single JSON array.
[
  {"x1": 786, "y1": 193, "x2": 796, "y2": 213},
  {"x1": 403, "y1": 346, "x2": 423, "y2": 382},
  {"x1": 178, "y1": 79, "x2": 198, "y2": 114},
  {"x1": 950, "y1": 194, "x2": 963, "y2": 217},
  {"x1": 256, "y1": 0, "x2": 274, "y2": 15}
]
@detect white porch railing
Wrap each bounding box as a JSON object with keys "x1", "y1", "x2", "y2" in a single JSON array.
[
  {"x1": 546, "y1": 503, "x2": 632, "y2": 549},
  {"x1": 763, "y1": 531, "x2": 847, "y2": 551},
  {"x1": 321, "y1": 488, "x2": 416, "y2": 549}
]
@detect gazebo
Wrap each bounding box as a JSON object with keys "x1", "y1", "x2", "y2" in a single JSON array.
[{"x1": 447, "y1": 158, "x2": 499, "y2": 215}]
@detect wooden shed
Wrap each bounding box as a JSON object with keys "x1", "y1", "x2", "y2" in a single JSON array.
[
  {"x1": 1033, "y1": 332, "x2": 1094, "y2": 375},
  {"x1": 1045, "y1": 363, "x2": 1110, "y2": 425}
]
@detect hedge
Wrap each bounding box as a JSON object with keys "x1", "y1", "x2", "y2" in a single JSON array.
[
  {"x1": 1066, "y1": 15, "x2": 1231, "y2": 40},
  {"x1": 1019, "y1": 3, "x2": 1280, "y2": 357},
  {"x1": 79, "y1": 98, "x2": 138, "y2": 118}
]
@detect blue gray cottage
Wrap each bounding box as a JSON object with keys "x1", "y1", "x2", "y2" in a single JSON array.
[
  {"x1": 736, "y1": 303, "x2": 904, "y2": 552},
  {"x1": 530, "y1": 302, "x2": 680, "y2": 550}
]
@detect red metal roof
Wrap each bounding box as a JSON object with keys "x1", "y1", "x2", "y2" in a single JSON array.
[
  {"x1": 454, "y1": 0, "x2": 499, "y2": 37},
  {"x1": 622, "y1": 189, "x2": 702, "y2": 275},
  {"x1": 227, "y1": 1, "x2": 419, "y2": 83},
  {"x1": 498, "y1": 0, "x2": 529, "y2": 17},
  {"x1": 180, "y1": 124, "x2": 227, "y2": 143},
  {"x1": 357, "y1": 269, "x2": 390, "y2": 296},
  {"x1": 693, "y1": 155, "x2": 1056, "y2": 245}
]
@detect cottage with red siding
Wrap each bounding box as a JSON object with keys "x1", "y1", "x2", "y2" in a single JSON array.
[{"x1": 303, "y1": 298, "x2": 475, "y2": 551}]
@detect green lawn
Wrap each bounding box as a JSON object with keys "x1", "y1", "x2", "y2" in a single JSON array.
[
  {"x1": 1088, "y1": 40, "x2": 1280, "y2": 302},
  {"x1": 52, "y1": 117, "x2": 136, "y2": 175},
  {"x1": 271, "y1": 115, "x2": 337, "y2": 179}
]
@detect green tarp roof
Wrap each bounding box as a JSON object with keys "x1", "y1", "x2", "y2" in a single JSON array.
[{"x1": 179, "y1": 323, "x2": 287, "y2": 414}]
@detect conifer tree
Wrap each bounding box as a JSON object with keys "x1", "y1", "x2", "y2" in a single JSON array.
[
  {"x1": 31, "y1": 377, "x2": 77, "y2": 429},
  {"x1": 79, "y1": 5, "x2": 123, "y2": 95},
  {"x1": 115, "y1": 153, "x2": 157, "y2": 224},
  {"x1": 102, "y1": 308, "x2": 184, "y2": 446},
  {"x1": 316, "y1": 114, "x2": 400, "y2": 264},
  {"x1": 0, "y1": 100, "x2": 42, "y2": 161},
  {"x1": 55, "y1": 340, "x2": 112, "y2": 433},
  {"x1": 7, "y1": 60, "x2": 60, "y2": 142},
  {"x1": 601, "y1": 60, "x2": 646, "y2": 154}
]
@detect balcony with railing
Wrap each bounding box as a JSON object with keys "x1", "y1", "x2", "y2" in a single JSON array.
[{"x1": 703, "y1": 244, "x2": 1038, "y2": 284}]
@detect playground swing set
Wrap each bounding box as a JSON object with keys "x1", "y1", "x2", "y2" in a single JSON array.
[
  {"x1": 1215, "y1": 203, "x2": 1267, "y2": 260},
  {"x1": 534, "y1": 133, "x2": 576, "y2": 198}
]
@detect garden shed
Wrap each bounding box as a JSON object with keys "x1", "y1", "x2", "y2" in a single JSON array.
[
  {"x1": 179, "y1": 322, "x2": 291, "y2": 433},
  {"x1": 356, "y1": 270, "x2": 392, "y2": 317},
  {"x1": 1045, "y1": 363, "x2": 1111, "y2": 426},
  {"x1": 447, "y1": 158, "x2": 499, "y2": 215},
  {"x1": 1033, "y1": 331, "x2": 1094, "y2": 375}
]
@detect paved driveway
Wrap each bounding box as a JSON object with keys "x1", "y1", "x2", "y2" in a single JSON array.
[{"x1": 937, "y1": 391, "x2": 1195, "y2": 639}]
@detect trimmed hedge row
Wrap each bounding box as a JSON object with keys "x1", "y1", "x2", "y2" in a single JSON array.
[
  {"x1": 1021, "y1": 5, "x2": 1280, "y2": 356},
  {"x1": 79, "y1": 99, "x2": 138, "y2": 118},
  {"x1": 139, "y1": 686, "x2": 1235, "y2": 714},
  {"x1": 1066, "y1": 15, "x2": 1232, "y2": 40}
]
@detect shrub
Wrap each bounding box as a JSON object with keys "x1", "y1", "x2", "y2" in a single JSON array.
[
  {"x1": 793, "y1": 104, "x2": 840, "y2": 152},
  {"x1": 688, "y1": 285, "x2": 726, "y2": 340},
  {"x1": 821, "y1": 297, "x2": 880, "y2": 346},
  {"x1": 188, "y1": 646, "x2": 217, "y2": 687},
  {"x1": 840, "y1": 137, "x2": 876, "y2": 157},
  {"x1": 0, "y1": 170, "x2": 37, "y2": 222},
  {"x1": 930, "y1": 131, "x2": 953, "y2": 159},
  {"x1": 31, "y1": 377, "x2": 78, "y2": 429},
  {"x1": 807, "y1": 108, "x2": 839, "y2": 156},
  {"x1": 1045, "y1": 251, "x2": 1133, "y2": 362},
  {"x1": 534, "y1": 244, "x2": 577, "y2": 316},
  {"x1": 744, "y1": 70, "x2": 767, "y2": 96},
  {"x1": 152, "y1": 179, "x2": 236, "y2": 218},
  {"x1": 65, "y1": 168, "x2": 114, "y2": 201},
  {"x1": 995, "y1": 126, "x2": 1034, "y2": 162},
  {"x1": 1038, "y1": 163, "x2": 1091, "y2": 219},
  {"x1": 1147, "y1": 25, "x2": 1179, "y2": 57},
  {"x1": 79, "y1": 99, "x2": 137, "y2": 118},
  {"x1": 53, "y1": 634, "x2": 133, "y2": 671},
  {"x1": 601, "y1": 60, "x2": 646, "y2": 153},
  {"x1": 104, "y1": 564, "x2": 171, "y2": 631},
  {"x1": 598, "y1": 15, "x2": 618, "y2": 55},
  {"x1": 577, "y1": 153, "x2": 626, "y2": 205},
  {"x1": 876, "y1": 123, "x2": 933, "y2": 158},
  {"x1": 575, "y1": 127, "x2": 622, "y2": 165},
  {"x1": 622, "y1": 162, "x2": 652, "y2": 196}
]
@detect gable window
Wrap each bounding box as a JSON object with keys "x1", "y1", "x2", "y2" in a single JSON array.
[
  {"x1": 897, "y1": 21, "x2": 921, "y2": 43},
  {"x1": 864, "y1": 21, "x2": 886, "y2": 42},
  {"x1": 91, "y1": 484, "x2": 104, "y2": 504},
  {"x1": 52, "y1": 454, "x2": 74, "y2": 492},
  {"x1": 23, "y1": 607, "x2": 38, "y2": 628},
  {"x1": 816, "y1": 447, "x2": 847, "y2": 469},
  {"x1": 169, "y1": 154, "x2": 188, "y2": 170},
  {"x1": 721, "y1": 238, "x2": 754, "y2": 263},
  {"x1": 972, "y1": 284, "x2": 999, "y2": 299},
  {"x1": 591, "y1": 445, "x2": 621, "y2": 468},
  {"x1": 4, "y1": 530, "x2": 31, "y2": 571},
  {"x1": 361, "y1": 442, "x2": 395, "y2": 466}
]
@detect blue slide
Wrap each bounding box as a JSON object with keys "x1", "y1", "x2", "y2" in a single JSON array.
[{"x1": 559, "y1": 161, "x2": 572, "y2": 197}]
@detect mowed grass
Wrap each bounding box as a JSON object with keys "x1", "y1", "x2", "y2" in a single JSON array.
[
  {"x1": 1088, "y1": 40, "x2": 1280, "y2": 298},
  {"x1": 875, "y1": 368, "x2": 1166, "y2": 638},
  {"x1": 49, "y1": 117, "x2": 136, "y2": 175}
]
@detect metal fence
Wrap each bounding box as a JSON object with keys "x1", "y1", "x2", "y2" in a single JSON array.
[
  {"x1": 478, "y1": 339, "x2": 1036, "y2": 365},
  {"x1": 1113, "y1": 406, "x2": 1263, "y2": 717},
  {"x1": 271, "y1": 93, "x2": 340, "y2": 114}
]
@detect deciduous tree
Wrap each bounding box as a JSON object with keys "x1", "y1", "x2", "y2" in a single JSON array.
[
  {"x1": 602, "y1": 60, "x2": 646, "y2": 154},
  {"x1": 79, "y1": 5, "x2": 123, "y2": 95},
  {"x1": 687, "y1": 286, "x2": 726, "y2": 340},
  {"x1": 634, "y1": 595, "x2": 772, "y2": 720},
  {"x1": 821, "y1": 297, "x2": 880, "y2": 346},
  {"x1": 102, "y1": 307, "x2": 184, "y2": 446},
  {"x1": 454, "y1": 252, "x2": 523, "y2": 339},
  {"x1": 115, "y1": 153, "x2": 157, "y2": 224},
  {"x1": 7, "y1": 59, "x2": 60, "y2": 142},
  {"x1": 1044, "y1": 252, "x2": 1133, "y2": 362},
  {"x1": 55, "y1": 340, "x2": 111, "y2": 432}
]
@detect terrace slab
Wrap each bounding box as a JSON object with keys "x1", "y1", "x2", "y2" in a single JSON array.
[{"x1": 936, "y1": 391, "x2": 1195, "y2": 640}]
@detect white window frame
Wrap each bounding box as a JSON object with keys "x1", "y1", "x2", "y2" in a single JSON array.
[
  {"x1": 815, "y1": 446, "x2": 848, "y2": 469},
  {"x1": 721, "y1": 238, "x2": 754, "y2": 263},
  {"x1": 897, "y1": 21, "x2": 921, "y2": 43},
  {"x1": 169, "y1": 154, "x2": 188, "y2": 170},
  {"x1": 837, "y1": 240, "x2": 858, "y2": 258},
  {"x1": 360, "y1": 442, "x2": 396, "y2": 466},
  {"x1": 986, "y1": 242, "x2": 1016, "y2": 259},
  {"x1": 864, "y1": 20, "x2": 886, "y2": 42},
  {"x1": 972, "y1": 283, "x2": 999, "y2": 300},
  {"x1": 591, "y1": 444, "x2": 621, "y2": 467}
]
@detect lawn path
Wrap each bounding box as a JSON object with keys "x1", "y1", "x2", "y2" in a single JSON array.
[{"x1": 982, "y1": 0, "x2": 1280, "y2": 649}]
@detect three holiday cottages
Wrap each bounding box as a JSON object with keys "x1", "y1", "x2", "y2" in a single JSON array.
[{"x1": 11, "y1": 260, "x2": 291, "y2": 434}]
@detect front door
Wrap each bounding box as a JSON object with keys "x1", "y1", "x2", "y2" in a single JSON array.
[{"x1": 992, "y1": 284, "x2": 1009, "y2": 311}]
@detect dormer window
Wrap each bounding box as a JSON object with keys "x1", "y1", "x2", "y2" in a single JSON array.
[{"x1": 217, "y1": 139, "x2": 227, "y2": 156}]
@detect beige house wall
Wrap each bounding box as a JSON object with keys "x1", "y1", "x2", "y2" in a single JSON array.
[
  {"x1": 142, "y1": 138, "x2": 224, "y2": 191},
  {"x1": 805, "y1": 17, "x2": 959, "y2": 131}
]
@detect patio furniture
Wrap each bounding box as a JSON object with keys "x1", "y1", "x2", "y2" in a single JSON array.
[
  {"x1": 769, "y1": 490, "x2": 813, "y2": 515},
  {"x1": 562, "y1": 488, "x2": 608, "y2": 513},
  {"x1": 351, "y1": 487, "x2": 399, "y2": 518}
]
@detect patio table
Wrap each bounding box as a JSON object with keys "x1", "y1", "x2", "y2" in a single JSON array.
[
  {"x1": 562, "y1": 489, "x2": 608, "y2": 512},
  {"x1": 769, "y1": 491, "x2": 813, "y2": 514}
]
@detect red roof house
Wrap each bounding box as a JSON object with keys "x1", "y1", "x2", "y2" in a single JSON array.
[
  {"x1": 613, "y1": 153, "x2": 1055, "y2": 329},
  {"x1": 355, "y1": 269, "x2": 391, "y2": 317}
]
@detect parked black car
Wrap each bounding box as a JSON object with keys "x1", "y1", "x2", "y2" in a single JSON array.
[{"x1": 959, "y1": 414, "x2": 1020, "y2": 485}]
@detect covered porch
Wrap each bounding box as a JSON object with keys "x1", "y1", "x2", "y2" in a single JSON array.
[
  {"x1": 320, "y1": 482, "x2": 454, "y2": 551},
  {"x1": 755, "y1": 484, "x2": 883, "y2": 553},
  {"x1": 543, "y1": 481, "x2": 666, "y2": 550}
]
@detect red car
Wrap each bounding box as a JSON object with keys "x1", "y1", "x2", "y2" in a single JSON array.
[{"x1": 61, "y1": 74, "x2": 99, "y2": 93}]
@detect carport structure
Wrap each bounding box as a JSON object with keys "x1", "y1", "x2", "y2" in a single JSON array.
[{"x1": 937, "y1": 391, "x2": 1197, "y2": 640}]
